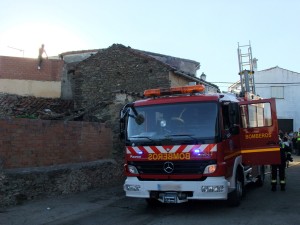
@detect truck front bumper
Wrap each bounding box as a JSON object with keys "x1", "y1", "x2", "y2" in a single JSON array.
[{"x1": 124, "y1": 177, "x2": 229, "y2": 202}]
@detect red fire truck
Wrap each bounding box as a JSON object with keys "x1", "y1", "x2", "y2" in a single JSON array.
[{"x1": 120, "y1": 84, "x2": 280, "y2": 206}]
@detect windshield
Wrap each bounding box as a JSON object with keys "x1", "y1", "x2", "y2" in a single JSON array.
[{"x1": 127, "y1": 102, "x2": 218, "y2": 143}]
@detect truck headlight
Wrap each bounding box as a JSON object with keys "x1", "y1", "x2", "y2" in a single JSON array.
[
  {"x1": 128, "y1": 165, "x2": 139, "y2": 174},
  {"x1": 124, "y1": 184, "x2": 141, "y2": 191},
  {"x1": 203, "y1": 164, "x2": 217, "y2": 174},
  {"x1": 201, "y1": 185, "x2": 224, "y2": 192}
]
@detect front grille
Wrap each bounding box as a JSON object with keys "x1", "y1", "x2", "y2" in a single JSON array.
[{"x1": 128, "y1": 160, "x2": 216, "y2": 174}]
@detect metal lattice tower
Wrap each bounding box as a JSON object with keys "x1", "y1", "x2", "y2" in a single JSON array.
[{"x1": 237, "y1": 41, "x2": 255, "y2": 96}]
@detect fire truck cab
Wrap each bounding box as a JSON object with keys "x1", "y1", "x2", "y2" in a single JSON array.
[{"x1": 120, "y1": 85, "x2": 280, "y2": 206}]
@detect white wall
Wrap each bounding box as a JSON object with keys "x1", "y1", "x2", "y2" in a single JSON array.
[
  {"x1": 0, "y1": 79, "x2": 61, "y2": 98},
  {"x1": 254, "y1": 66, "x2": 300, "y2": 131}
]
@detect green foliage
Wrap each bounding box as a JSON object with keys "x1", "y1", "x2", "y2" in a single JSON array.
[{"x1": 15, "y1": 114, "x2": 38, "y2": 119}]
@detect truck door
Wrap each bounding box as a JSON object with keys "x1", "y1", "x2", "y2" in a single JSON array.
[{"x1": 239, "y1": 98, "x2": 281, "y2": 165}]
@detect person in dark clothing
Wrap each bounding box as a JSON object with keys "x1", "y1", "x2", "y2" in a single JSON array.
[
  {"x1": 296, "y1": 128, "x2": 300, "y2": 156},
  {"x1": 292, "y1": 132, "x2": 297, "y2": 154},
  {"x1": 278, "y1": 130, "x2": 284, "y2": 139},
  {"x1": 271, "y1": 137, "x2": 292, "y2": 191}
]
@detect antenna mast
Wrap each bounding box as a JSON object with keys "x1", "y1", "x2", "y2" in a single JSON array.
[
  {"x1": 237, "y1": 41, "x2": 255, "y2": 97},
  {"x1": 7, "y1": 46, "x2": 24, "y2": 57}
]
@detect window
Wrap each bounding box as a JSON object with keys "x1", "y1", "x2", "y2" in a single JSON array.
[
  {"x1": 240, "y1": 103, "x2": 272, "y2": 128},
  {"x1": 271, "y1": 86, "x2": 284, "y2": 99},
  {"x1": 221, "y1": 104, "x2": 230, "y2": 130},
  {"x1": 127, "y1": 102, "x2": 218, "y2": 140}
]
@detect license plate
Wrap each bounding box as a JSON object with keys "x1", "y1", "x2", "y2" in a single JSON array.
[
  {"x1": 157, "y1": 184, "x2": 181, "y2": 191},
  {"x1": 163, "y1": 192, "x2": 177, "y2": 203}
]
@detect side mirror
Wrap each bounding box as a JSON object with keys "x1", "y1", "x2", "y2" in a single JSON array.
[
  {"x1": 119, "y1": 105, "x2": 130, "y2": 140},
  {"x1": 119, "y1": 117, "x2": 125, "y2": 140},
  {"x1": 135, "y1": 114, "x2": 144, "y2": 125}
]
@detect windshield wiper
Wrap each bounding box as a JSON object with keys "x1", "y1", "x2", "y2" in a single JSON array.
[
  {"x1": 164, "y1": 134, "x2": 198, "y2": 142},
  {"x1": 129, "y1": 136, "x2": 155, "y2": 142}
]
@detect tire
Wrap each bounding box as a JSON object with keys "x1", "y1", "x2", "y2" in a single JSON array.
[{"x1": 227, "y1": 171, "x2": 244, "y2": 207}]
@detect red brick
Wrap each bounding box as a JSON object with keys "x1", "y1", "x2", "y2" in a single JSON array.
[
  {"x1": 0, "y1": 56, "x2": 63, "y2": 81},
  {"x1": 0, "y1": 118, "x2": 112, "y2": 169}
]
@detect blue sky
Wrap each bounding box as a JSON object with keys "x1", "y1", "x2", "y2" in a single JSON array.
[{"x1": 1, "y1": 0, "x2": 299, "y2": 91}]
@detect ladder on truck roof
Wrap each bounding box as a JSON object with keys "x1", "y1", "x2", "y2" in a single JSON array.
[{"x1": 237, "y1": 41, "x2": 256, "y2": 97}]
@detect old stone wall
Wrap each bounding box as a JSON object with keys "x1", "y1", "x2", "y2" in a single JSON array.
[
  {"x1": 73, "y1": 44, "x2": 171, "y2": 109},
  {"x1": 0, "y1": 116, "x2": 123, "y2": 207},
  {"x1": 0, "y1": 159, "x2": 124, "y2": 207}
]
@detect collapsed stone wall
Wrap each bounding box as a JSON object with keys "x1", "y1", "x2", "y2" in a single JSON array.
[{"x1": 0, "y1": 159, "x2": 123, "y2": 207}]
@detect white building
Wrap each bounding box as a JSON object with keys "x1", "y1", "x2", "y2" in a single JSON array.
[
  {"x1": 229, "y1": 66, "x2": 300, "y2": 132},
  {"x1": 255, "y1": 66, "x2": 300, "y2": 132}
]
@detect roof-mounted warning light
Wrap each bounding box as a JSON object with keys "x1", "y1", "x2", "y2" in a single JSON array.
[{"x1": 144, "y1": 84, "x2": 205, "y2": 97}]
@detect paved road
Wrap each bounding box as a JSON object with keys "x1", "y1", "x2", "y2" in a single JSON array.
[{"x1": 1, "y1": 157, "x2": 300, "y2": 225}]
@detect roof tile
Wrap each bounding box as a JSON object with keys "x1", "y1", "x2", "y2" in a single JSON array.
[{"x1": 0, "y1": 93, "x2": 74, "y2": 119}]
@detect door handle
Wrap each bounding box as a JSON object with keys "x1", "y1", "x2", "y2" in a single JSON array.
[{"x1": 267, "y1": 141, "x2": 277, "y2": 145}]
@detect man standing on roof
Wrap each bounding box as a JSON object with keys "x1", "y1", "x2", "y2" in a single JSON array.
[{"x1": 37, "y1": 44, "x2": 48, "y2": 70}]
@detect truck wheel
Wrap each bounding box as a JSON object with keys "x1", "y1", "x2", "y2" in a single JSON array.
[
  {"x1": 227, "y1": 172, "x2": 243, "y2": 207},
  {"x1": 256, "y1": 166, "x2": 265, "y2": 187}
]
